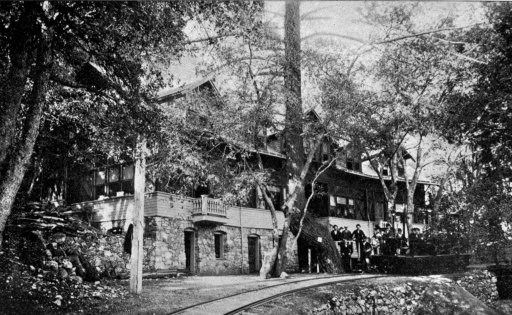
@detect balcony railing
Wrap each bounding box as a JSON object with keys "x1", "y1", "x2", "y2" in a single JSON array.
[{"x1": 191, "y1": 195, "x2": 228, "y2": 224}]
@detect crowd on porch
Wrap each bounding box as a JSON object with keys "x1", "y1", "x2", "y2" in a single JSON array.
[{"x1": 330, "y1": 223, "x2": 458, "y2": 272}]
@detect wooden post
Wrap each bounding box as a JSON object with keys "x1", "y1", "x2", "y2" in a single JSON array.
[
  {"x1": 130, "y1": 138, "x2": 146, "y2": 294},
  {"x1": 308, "y1": 248, "x2": 311, "y2": 273}
]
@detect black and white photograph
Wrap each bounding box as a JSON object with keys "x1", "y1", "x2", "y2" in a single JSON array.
[{"x1": 1, "y1": 1, "x2": 511, "y2": 314}]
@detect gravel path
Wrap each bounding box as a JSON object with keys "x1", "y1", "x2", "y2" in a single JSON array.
[{"x1": 172, "y1": 274, "x2": 384, "y2": 315}]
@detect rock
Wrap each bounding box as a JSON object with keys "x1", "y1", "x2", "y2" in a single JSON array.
[
  {"x1": 280, "y1": 272, "x2": 290, "y2": 279},
  {"x1": 46, "y1": 260, "x2": 59, "y2": 272},
  {"x1": 58, "y1": 268, "x2": 69, "y2": 279},
  {"x1": 69, "y1": 275, "x2": 83, "y2": 285},
  {"x1": 62, "y1": 259, "x2": 73, "y2": 270}
]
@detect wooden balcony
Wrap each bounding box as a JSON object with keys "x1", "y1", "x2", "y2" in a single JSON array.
[{"x1": 191, "y1": 195, "x2": 228, "y2": 225}]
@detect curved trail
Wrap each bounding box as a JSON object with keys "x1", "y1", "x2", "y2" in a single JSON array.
[{"x1": 169, "y1": 274, "x2": 386, "y2": 315}]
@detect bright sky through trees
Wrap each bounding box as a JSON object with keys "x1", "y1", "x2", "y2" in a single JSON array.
[{"x1": 168, "y1": 1, "x2": 485, "y2": 90}]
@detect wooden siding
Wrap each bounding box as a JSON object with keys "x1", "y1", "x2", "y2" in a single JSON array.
[{"x1": 72, "y1": 192, "x2": 285, "y2": 230}]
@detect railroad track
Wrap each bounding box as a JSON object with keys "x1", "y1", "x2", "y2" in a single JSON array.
[{"x1": 169, "y1": 274, "x2": 387, "y2": 315}]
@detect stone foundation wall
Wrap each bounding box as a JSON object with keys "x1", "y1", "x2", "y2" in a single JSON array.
[
  {"x1": 195, "y1": 225, "x2": 298, "y2": 275},
  {"x1": 94, "y1": 216, "x2": 299, "y2": 275},
  {"x1": 201, "y1": 224, "x2": 298, "y2": 275},
  {"x1": 80, "y1": 234, "x2": 131, "y2": 276},
  {"x1": 144, "y1": 217, "x2": 298, "y2": 275},
  {"x1": 143, "y1": 217, "x2": 192, "y2": 272}
]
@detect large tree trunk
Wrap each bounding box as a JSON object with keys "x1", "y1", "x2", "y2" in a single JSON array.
[
  {"x1": 257, "y1": 182, "x2": 281, "y2": 279},
  {"x1": 0, "y1": 42, "x2": 50, "y2": 248},
  {"x1": 0, "y1": 3, "x2": 40, "y2": 169},
  {"x1": 290, "y1": 212, "x2": 343, "y2": 273},
  {"x1": 276, "y1": 0, "x2": 303, "y2": 276},
  {"x1": 283, "y1": 0, "x2": 304, "y2": 210}
]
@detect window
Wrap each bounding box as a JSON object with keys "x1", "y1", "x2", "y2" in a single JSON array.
[
  {"x1": 214, "y1": 232, "x2": 225, "y2": 259},
  {"x1": 371, "y1": 201, "x2": 385, "y2": 221},
  {"x1": 342, "y1": 148, "x2": 361, "y2": 171},
  {"x1": 329, "y1": 195, "x2": 355, "y2": 219},
  {"x1": 381, "y1": 165, "x2": 389, "y2": 176},
  {"x1": 90, "y1": 163, "x2": 134, "y2": 200},
  {"x1": 321, "y1": 142, "x2": 330, "y2": 161},
  {"x1": 346, "y1": 155, "x2": 361, "y2": 171}
]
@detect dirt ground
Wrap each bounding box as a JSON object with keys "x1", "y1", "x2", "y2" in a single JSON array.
[
  {"x1": 73, "y1": 273, "x2": 336, "y2": 315},
  {"x1": 4, "y1": 271, "x2": 509, "y2": 315}
]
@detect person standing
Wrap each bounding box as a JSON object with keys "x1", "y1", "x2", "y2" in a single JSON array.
[
  {"x1": 382, "y1": 224, "x2": 394, "y2": 255},
  {"x1": 362, "y1": 237, "x2": 373, "y2": 270},
  {"x1": 395, "y1": 228, "x2": 408, "y2": 255},
  {"x1": 340, "y1": 226, "x2": 353, "y2": 256},
  {"x1": 352, "y1": 224, "x2": 366, "y2": 260},
  {"x1": 331, "y1": 225, "x2": 341, "y2": 241}
]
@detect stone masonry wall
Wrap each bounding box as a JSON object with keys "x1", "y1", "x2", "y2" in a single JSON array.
[
  {"x1": 92, "y1": 216, "x2": 299, "y2": 275},
  {"x1": 195, "y1": 225, "x2": 298, "y2": 275},
  {"x1": 144, "y1": 217, "x2": 298, "y2": 275},
  {"x1": 143, "y1": 216, "x2": 192, "y2": 272}
]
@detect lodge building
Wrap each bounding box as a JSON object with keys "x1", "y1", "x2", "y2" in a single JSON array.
[{"x1": 70, "y1": 77, "x2": 431, "y2": 275}]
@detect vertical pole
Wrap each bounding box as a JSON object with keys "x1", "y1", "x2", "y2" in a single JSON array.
[
  {"x1": 130, "y1": 138, "x2": 146, "y2": 294},
  {"x1": 240, "y1": 205, "x2": 244, "y2": 273},
  {"x1": 308, "y1": 248, "x2": 311, "y2": 273}
]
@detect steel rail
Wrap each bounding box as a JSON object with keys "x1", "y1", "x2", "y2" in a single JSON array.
[
  {"x1": 168, "y1": 274, "x2": 387, "y2": 315},
  {"x1": 224, "y1": 275, "x2": 388, "y2": 315}
]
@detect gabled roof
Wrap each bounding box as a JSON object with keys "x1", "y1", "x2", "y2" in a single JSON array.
[{"x1": 156, "y1": 75, "x2": 219, "y2": 102}]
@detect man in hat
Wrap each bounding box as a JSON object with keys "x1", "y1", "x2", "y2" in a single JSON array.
[
  {"x1": 352, "y1": 224, "x2": 366, "y2": 260},
  {"x1": 331, "y1": 225, "x2": 341, "y2": 242}
]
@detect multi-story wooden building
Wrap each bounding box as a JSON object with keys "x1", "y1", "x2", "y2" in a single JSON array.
[{"x1": 70, "y1": 77, "x2": 431, "y2": 275}]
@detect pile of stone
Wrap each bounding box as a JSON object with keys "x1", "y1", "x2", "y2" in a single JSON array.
[
  {"x1": 313, "y1": 277, "x2": 498, "y2": 315},
  {"x1": 314, "y1": 282, "x2": 423, "y2": 314},
  {"x1": 0, "y1": 251, "x2": 128, "y2": 312},
  {"x1": 5, "y1": 202, "x2": 130, "y2": 284},
  {"x1": 79, "y1": 234, "x2": 130, "y2": 278},
  {"x1": 454, "y1": 270, "x2": 498, "y2": 305}
]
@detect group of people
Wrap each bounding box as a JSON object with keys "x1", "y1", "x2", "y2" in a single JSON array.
[
  {"x1": 330, "y1": 224, "x2": 372, "y2": 271},
  {"x1": 330, "y1": 223, "x2": 429, "y2": 271}
]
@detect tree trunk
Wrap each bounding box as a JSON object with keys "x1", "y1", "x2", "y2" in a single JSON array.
[
  {"x1": 290, "y1": 212, "x2": 343, "y2": 273},
  {"x1": 274, "y1": 216, "x2": 290, "y2": 277},
  {"x1": 272, "y1": 0, "x2": 303, "y2": 277},
  {"x1": 0, "y1": 43, "x2": 50, "y2": 248},
  {"x1": 0, "y1": 3, "x2": 39, "y2": 169},
  {"x1": 257, "y1": 182, "x2": 280, "y2": 279},
  {"x1": 284, "y1": 0, "x2": 304, "y2": 211}
]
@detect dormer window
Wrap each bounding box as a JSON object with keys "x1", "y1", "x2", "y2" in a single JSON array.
[
  {"x1": 382, "y1": 165, "x2": 390, "y2": 176},
  {"x1": 321, "y1": 142, "x2": 330, "y2": 161},
  {"x1": 346, "y1": 150, "x2": 361, "y2": 171}
]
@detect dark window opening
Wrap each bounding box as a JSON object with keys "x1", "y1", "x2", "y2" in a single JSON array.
[{"x1": 214, "y1": 232, "x2": 225, "y2": 259}]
